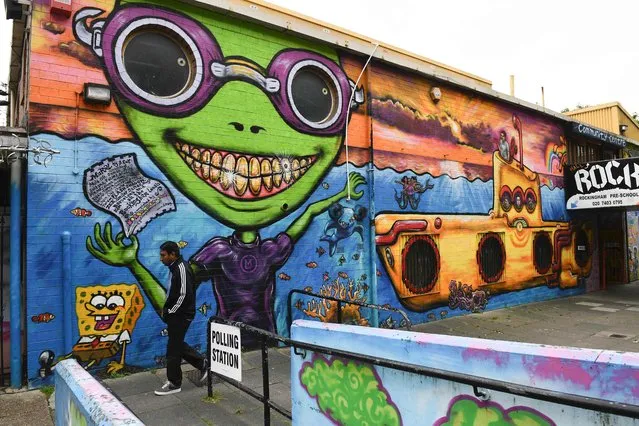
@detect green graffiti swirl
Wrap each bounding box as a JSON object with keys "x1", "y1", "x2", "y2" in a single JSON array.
[{"x1": 300, "y1": 357, "x2": 401, "y2": 426}]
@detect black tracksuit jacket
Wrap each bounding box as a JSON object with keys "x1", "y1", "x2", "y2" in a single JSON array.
[{"x1": 163, "y1": 257, "x2": 196, "y2": 320}]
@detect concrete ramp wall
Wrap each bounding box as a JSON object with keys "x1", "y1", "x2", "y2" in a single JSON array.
[
  {"x1": 290, "y1": 320, "x2": 639, "y2": 425},
  {"x1": 54, "y1": 359, "x2": 143, "y2": 425}
]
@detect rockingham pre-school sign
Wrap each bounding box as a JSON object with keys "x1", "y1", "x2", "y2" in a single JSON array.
[
  {"x1": 209, "y1": 323, "x2": 242, "y2": 381},
  {"x1": 565, "y1": 158, "x2": 639, "y2": 210}
]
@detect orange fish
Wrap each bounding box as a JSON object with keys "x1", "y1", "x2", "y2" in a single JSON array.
[
  {"x1": 31, "y1": 312, "x2": 55, "y2": 323},
  {"x1": 278, "y1": 272, "x2": 291, "y2": 281},
  {"x1": 303, "y1": 286, "x2": 313, "y2": 293},
  {"x1": 70, "y1": 208, "x2": 92, "y2": 217},
  {"x1": 306, "y1": 262, "x2": 318, "y2": 269},
  {"x1": 338, "y1": 271, "x2": 349, "y2": 279}
]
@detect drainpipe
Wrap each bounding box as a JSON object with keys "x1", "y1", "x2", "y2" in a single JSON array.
[
  {"x1": 10, "y1": 158, "x2": 22, "y2": 388},
  {"x1": 62, "y1": 232, "x2": 73, "y2": 350}
]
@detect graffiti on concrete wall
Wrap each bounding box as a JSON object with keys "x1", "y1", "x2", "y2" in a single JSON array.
[
  {"x1": 434, "y1": 395, "x2": 556, "y2": 426},
  {"x1": 299, "y1": 355, "x2": 402, "y2": 426}
]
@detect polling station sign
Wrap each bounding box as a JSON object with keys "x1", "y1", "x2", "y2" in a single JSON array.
[
  {"x1": 209, "y1": 323, "x2": 242, "y2": 381},
  {"x1": 565, "y1": 158, "x2": 639, "y2": 210}
]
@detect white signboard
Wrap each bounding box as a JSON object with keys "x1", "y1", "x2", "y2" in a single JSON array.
[
  {"x1": 210, "y1": 323, "x2": 242, "y2": 381},
  {"x1": 565, "y1": 158, "x2": 639, "y2": 210}
]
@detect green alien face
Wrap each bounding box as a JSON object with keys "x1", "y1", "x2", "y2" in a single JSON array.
[{"x1": 110, "y1": 0, "x2": 355, "y2": 229}]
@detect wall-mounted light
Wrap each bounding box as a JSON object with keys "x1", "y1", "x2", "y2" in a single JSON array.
[
  {"x1": 620, "y1": 124, "x2": 629, "y2": 134},
  {"x1": 83, "y1": 83, "x2": 111, "y2": 105},
  {"x1": 430, "y1": 87, "x2": 442, "y2": 103}
]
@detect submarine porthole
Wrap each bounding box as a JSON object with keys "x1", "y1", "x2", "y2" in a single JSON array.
[
  {"x1": 574, "y1": 229, "x2": 590, "y2": 267},
  {"x1": 401, "y1": 235, "x2": 440, "y2": 294},
  {"x1": 533, "y1": 232, "x2": 553, "y2": 274},
  {"x1": 512, "y1": 187, "x2": 524, "y2": 213},
  {"x1": 500, "y1": 185, "x2": 513, "y2": 212},
  {"x1": 525, "y1": 188, "x2": 537, "y2": 214},
  {"x1": 477, "y1": 233, "x2": 505, "y2": 283},
  {"x1": 385, "y1": 247, "x2": 395, "y2": 268}
]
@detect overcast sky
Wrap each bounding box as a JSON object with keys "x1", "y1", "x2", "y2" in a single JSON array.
[{"x1": 1, "y1": 0, "x2": 637, "y2": 117}]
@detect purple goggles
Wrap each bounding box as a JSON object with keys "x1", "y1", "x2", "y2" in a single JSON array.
[{"x1": 74, "y1": 6, "x2": 364, "y2": 135}]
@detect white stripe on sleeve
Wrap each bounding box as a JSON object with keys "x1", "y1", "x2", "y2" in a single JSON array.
[{"x1": 168, "y1": 263, "x2": 187, "y2": 313}]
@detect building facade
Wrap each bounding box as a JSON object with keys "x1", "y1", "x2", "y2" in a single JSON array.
[{"x1": 3, "y1": 0, "x2": 635, "y2": 387}]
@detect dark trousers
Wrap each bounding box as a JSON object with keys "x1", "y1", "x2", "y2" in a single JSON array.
[{"x1": 166, "y1": 315, "x2": 205, "y2": 387}]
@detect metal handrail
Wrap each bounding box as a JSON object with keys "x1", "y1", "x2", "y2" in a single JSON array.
[
  {"x1": 287, "y1": 288, "x2": 411, "y2": 330},
  {"x1": 207, "y1": 316, "x2": 639, "y2": 425}
]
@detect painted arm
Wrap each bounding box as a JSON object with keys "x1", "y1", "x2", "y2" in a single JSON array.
[
  {"x1": 86, "y1": 222, "x2": 166, "y2": 317},
  {"x1": 287, "y1": 172, "x2": 366, "y2": 243}
]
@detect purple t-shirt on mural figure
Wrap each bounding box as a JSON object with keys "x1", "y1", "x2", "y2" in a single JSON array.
[{"x1": 190, "y1": 232, "x2": 293, "y2": 332}]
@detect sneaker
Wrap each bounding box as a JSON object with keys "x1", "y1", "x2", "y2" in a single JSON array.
[
  {"x1": 154, "y1": 381, "x2": 181, "y2": 396},
  {"x1": 199, "y1": 359, "x2": 209, "y2": 384}
]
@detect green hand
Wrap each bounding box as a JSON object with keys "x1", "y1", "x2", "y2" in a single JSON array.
[
  {"x1": 345, "y1": 172, "x2": 366, "y2": 200},
  {"x1": 86, "y1": 222, "x2": 139, "y2": 267}
]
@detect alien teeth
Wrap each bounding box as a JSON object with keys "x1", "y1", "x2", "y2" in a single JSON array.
[
  {"x1": 174, "y1": 141, "x2": 315, "y2": 198},
  {"x1": 96, "y1": 316, "x2": 102, "y2": 321}
]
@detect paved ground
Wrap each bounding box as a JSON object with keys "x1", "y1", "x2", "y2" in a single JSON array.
[
  {"x1": 0, "y1": 388, "x2": 53, "y2": 426},
  {"x1": 412, "y1": 282, "x2": 639, "y2": 352},
  {"x1": 102, "y1": 347, "x2": 292, "y2": 426},
  {"x1": 5, "y1": 283, "x2": 639, "y2": 425}
]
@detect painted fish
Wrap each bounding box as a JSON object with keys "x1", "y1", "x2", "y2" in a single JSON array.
[
  {"x1": 376, "y1": 269, "x2": 382, "y2": 277},
  {"x1": 352, "y1": 253, "x2": 360, "y2": 261},
  {"x1": 440, "y1": 310, "x2": 448, "y2": 319},
  {"x1": 316, "y1": 247, "x2": 326, "y2": 257},
  {"x1": 154, "y1": 355, "x2": 166, "y2": 366},
  {"x1": 278, "y1": 272, "x2": 291, "y2": 281},
  {"x1": 306, "y1": 261, "x2": 318, "y2": 269},
  {"x1": 361, "y1": 284, "x2": 369, "y2": 292},
  {"x1": 295, "y1": 299, "x2": 303, "y2": 310},
  {"x1": 427, "y1": 313, "x2": 436, "y2": 321},
  {"x1": 31, "y1": 312, "x2": 55, "y2": 323},
  {"x1": 360, "y1": 274, "x2": 367, "y2": 281},
  {"x1": 160, "y1": 328, "x2": 168, "y2": 336},
  {"x1": 322, "y1": 272, "x2": 330, "y2": 281},
  {"x1": 337, "y1": 271, "x2": 348, "y2": 279},
  {"x1": 338, "y1": 254, "x2": 346, "y2": 266},
  {"x1": 197, "y1": 302, "x2": 211, "y2": 316},
  {"x1": 322, "y1": 182, "x2": 330, "y2": 189},
  {"x1": 177, "y1": 240, "x2": 188, "y2": 249},
  {"x1": 70, "y1": 208, "x2": 92, "y2": 217}
]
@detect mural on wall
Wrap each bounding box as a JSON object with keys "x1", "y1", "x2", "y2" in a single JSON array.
[
  {"x1": 25, "y1": 0, "x2": 598, "y2": 385},
  {"x1": 27, "y1": 0, "x2": 372, "y2": 382},
  {"x1": 368, "y1": 67, "x2": 594, "y2": 316},
  {"x1": 434, "y1": 395, "x2": 556, "y2": 426},
  {"x1": 628, "y1": 211, "x2": 639, "y2": 282},
  {"x1": 299, "y1": 355, "x2": 402, "y2": 426}
]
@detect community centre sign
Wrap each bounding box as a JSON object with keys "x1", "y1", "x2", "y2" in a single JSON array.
[{"x1": 565, "y1": 158, "x2": 639, "y2": 210}]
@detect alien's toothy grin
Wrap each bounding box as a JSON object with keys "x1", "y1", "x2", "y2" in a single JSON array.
[
  {"x1": 172, "y1": 139, "x2": 316, "y2": 199},
  {"x1": 94, "y1": 314, "x2": 117, "y2": 331}
]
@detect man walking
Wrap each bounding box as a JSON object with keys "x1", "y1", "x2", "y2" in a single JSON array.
[{"x1": 155, "y1": 241, "x2": 208, "y2": 396}]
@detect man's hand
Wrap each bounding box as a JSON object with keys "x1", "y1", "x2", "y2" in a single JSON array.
[
  {"x1": 86, "y1": 222, "x2": 139, "y2": 267},
  {"x1": 343, "y1": 172, "x2": 366, "y2": 200}
]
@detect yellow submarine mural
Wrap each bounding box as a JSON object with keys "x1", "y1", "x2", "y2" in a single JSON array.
[{"x1": 375, "y1": 115, "x2": 593, "y2": 312}]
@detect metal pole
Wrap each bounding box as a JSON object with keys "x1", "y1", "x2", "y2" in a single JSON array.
[
  {"x1": 9, "y1": 158, "x2": 22, "y2": 388},
  {"x1": 261, "y1": 336, "x2": 270, "y2": 426},
  {"x1": 62, "y1": 232, "x2": 73, "y2": 350}
]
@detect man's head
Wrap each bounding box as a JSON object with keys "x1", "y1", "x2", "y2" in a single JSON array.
[{"x1": 160, "y1": 241, "x2": 180, "y2": 266}]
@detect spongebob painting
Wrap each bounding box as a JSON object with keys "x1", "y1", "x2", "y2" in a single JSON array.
[{"x1": 73, "y1": 284, "x2": 145, "y2": 374}]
